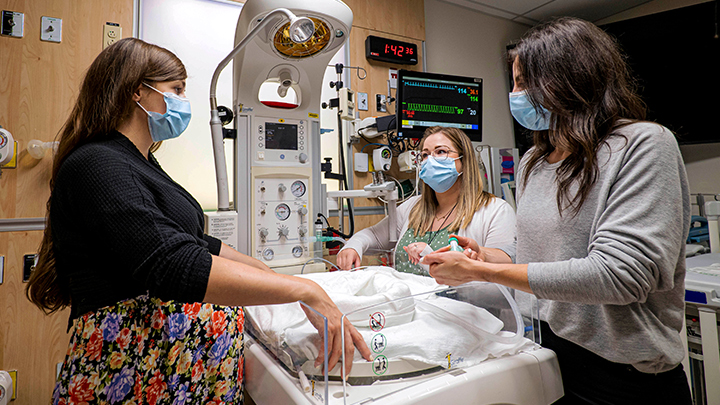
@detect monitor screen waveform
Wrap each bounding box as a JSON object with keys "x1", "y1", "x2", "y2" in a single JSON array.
[{"x1": 397, "y1": 72, "x2": 482, "y2": 138}]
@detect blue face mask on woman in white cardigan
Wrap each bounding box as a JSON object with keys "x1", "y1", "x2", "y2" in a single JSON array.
[{"x1": 419, "y1": 155, "x2": 463, "y2": 193}]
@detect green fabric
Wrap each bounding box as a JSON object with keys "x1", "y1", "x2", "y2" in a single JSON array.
[{"x1": 395, "y1": 225, "x2": 453, "y2": 275}]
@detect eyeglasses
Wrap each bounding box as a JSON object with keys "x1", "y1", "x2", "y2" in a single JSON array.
[{"x1": 418, "y1": 148, "x2": 461, "y2": 163}]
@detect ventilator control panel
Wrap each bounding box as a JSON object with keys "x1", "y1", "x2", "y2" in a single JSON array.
[
  {"x1": 254, "y1": 177, "x2": 310, "y2": 264},
  {"x1": 253, "y1": 117, "x2": 308, "y2": 165}
]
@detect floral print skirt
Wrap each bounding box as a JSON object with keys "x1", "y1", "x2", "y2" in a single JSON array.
[{"x1": 52, "y1": 295, "x2": 244, "y2": 405}]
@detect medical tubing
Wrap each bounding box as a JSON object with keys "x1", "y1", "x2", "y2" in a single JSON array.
[
  {"x1": 301, "y1": 256, "x2": 342, "y2": 274},
  {"x1": 208, "y1": 8, "x2": 297, "y2": 210}
]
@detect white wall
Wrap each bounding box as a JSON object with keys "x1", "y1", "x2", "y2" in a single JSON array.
[
  {"x1": 140, "y1": 0, "x2": 242, "y2": 211},
  {"x1": 423, "y1": 0, "x2": 529, "y2": 149},
  {"x1": 140, "y1": 0, "x2": 346, "y2": 209},
  {"x1": 597, "y1": 0, "x2": 718, "y2": 201}
]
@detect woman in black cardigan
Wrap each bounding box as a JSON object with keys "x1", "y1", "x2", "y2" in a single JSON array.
[{"x1": 27, "y1": 37, "x2": 370, "y2": 404}]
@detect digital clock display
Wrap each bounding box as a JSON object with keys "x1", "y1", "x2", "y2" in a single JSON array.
[{"x1": 365, "y1": 35, "x2": 418, "y2": 65}]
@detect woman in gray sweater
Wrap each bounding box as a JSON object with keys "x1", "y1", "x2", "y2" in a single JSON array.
[{"x1": 424, "y1": 17, "x2": 692, "y2": 404}]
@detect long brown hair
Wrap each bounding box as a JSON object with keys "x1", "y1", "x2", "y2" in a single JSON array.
[
  {"x1": 26, "y1": 38, "x2": 187, "y2": 314},
  {"x1": 407, "y1": 126, "x2": 493, "y2": 236},
  {"x1": 511, "y1": 17, "x2": 646, "y2": 215}
]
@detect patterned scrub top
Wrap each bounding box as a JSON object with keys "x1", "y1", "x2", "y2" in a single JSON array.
[{"x1": 395, "y1": 226, "x2": 453, "y2": 275}]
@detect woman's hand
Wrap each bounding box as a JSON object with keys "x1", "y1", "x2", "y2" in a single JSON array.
[
  {"x1": 422, "y1": 250, "x2": 488, "y2": 286},
  {"x1": 302, "y1": 280, "x2": 372, "y2": 376},
  {"x1": 403, "y1": 242, "x2": 429, "y2": 264},
  {"x1": 337, "y1": 248, "x2": 361, "y2": 270},
  {"x1": 450, "y1": 234, "x2": 482, "y2": 253}
]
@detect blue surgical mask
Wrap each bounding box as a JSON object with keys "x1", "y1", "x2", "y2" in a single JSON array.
[
  {"x1": 137, "y1": 83, "x2": 192, "y2": 142},
  {"x1": 419, "y1": 155, "x2": 463, "y2": 193},
  {"x1": 509, "y1": 90, "x2": 551, "y2": 131}
]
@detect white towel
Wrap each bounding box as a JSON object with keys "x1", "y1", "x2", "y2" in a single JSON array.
[{"x1": 244, "y1": 267, "x2": 535, "y2": 371}]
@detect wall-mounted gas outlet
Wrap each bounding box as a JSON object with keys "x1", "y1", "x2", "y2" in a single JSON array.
[
  {"x1": 22, "y1": 254, "x2": 37, "y2": 283},
  {"x1": 376, "y1": 94, "x2": 387, "y2": 112},
  {"x1": 40, "y1": 16, "x2": 62, "y2": 43},
  {"x1": 103, "y1": 22, "x2": 121, "y2": 49},
  {"x1": 1, "y1": 10, "x2": 24, "y2": 38}
]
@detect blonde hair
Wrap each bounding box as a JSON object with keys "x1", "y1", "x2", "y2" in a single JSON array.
[{"x1": 407, "y1": 126, "x2": 493, "y2": 236}]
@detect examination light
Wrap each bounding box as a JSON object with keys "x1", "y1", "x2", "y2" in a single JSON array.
[
  {"x1": 288, "y1": 16, "x2": 314, "y2": 43},
  {"x1": 209, "y1": 8, "x2": 315, "y2": 211}
]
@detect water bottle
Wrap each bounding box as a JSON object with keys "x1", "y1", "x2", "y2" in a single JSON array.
[
  {"x1": 314, "y1": 218, "x2": 323, "y2": 239},
  {"x1": 449, "y1": 237, "x2": 463, "y2": 252}
]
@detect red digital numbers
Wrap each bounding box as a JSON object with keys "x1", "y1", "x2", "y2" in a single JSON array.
[
  {"x1": 379, "y1": 39, "x2": 416, "y2": 62},
  {"x1": 385, "y1": 44, "x2": 413, "y2": 57}
]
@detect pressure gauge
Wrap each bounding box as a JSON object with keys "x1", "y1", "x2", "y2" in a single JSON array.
[
  {"x1": 262, "y1": 248, "x2": 274, "y2": 261},
  {"x1": 275, "y1": 203, "x2": 291, "y2": 220},
  {"x1": 291, "y1": 180, "x2": 306, "y2": 197},
  {"x1": 292, "y1": 245, "x2": 303, "y2": 258}
]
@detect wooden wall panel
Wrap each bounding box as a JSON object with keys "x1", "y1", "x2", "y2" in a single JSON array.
[
  {"x1": 344, "y1": 0, "x2": 425, "y2": 41},
  {"x1": 325, "y1": 0, "x2": 426, "y2": 264},
  {"x1": 0, "y1": 231, "x2": 70, "y2": 405},
  {"x1": 0, "y1": 0, "x2": 134, "y2": 403}
]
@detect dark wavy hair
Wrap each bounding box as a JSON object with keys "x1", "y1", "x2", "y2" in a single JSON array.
[
  {"x1": 26, "y1": 38, "x2": 187, "y2": 314},
  {"x1": 510, "y1": 17, "x2": 646, "y2": 215}
]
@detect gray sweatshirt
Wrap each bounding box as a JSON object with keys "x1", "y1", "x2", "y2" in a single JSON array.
[{"x1": 516, "y1": 121, "x2": 690, "y2": 373}]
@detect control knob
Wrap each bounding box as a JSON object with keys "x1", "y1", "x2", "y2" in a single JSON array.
[
  {"x1": 278, "y1": 183, "x2": 286, "y2": 192},
  {"x1": 298, "y1": 206, "x2": 308, "y2": 216}
]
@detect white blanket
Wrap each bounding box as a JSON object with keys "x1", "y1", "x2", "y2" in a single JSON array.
[{"x1": 245, "y1": 267, "x2": 535, "y2": 370}]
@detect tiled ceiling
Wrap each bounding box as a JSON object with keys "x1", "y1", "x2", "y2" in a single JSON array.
[{"x1": 440, "y1": 0, "x2": 653, "y2": 25}]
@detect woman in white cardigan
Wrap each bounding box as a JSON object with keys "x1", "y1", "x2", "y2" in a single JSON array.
[{"x1": 337, "y1": 126, "x2": 516, "y2": 274}]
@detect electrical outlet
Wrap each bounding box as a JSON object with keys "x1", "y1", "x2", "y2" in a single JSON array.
[{"x1": 103, "y1": 22, "x2": 121, "y2": 49}]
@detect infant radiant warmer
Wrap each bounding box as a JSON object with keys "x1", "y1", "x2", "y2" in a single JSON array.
[{"x1": 244, "y1": 268, "x2": 564, "y2": 404}]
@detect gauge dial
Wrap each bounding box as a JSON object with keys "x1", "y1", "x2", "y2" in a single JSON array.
[
  {"x1": 291, "y1": 180, "x2": 306, "y2": 197},
  {"x1": 292, "y1": 245, "x2": 303, "y2": 258},
  {"x1": 262, "y1": 248, "x2": 274, "y2": 261},
  {"x1": 275, "y1": 203, "x2": 291, "y2": 220}
]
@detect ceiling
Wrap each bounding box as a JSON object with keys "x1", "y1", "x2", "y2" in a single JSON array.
[{"x1": 439, "y1": 0, "x2": 653, "y2": 25}]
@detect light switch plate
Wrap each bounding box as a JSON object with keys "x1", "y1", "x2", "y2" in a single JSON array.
[
  {"x1": 103, "y1": 22, "x2": 121, "y2": 49},
  {"x1": 41, "y1": 16, "x2": 62, "y2": 42},
  {"x1": 357, "y1": 92, "x2": 368, "y2": 111},
  {"x1": 1, "y1": 10, "x2": 24, "y2": 38}
]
